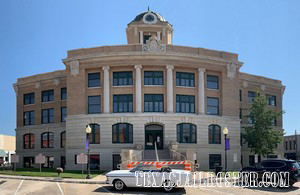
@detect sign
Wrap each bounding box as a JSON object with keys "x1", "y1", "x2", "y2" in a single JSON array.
[
  {"x1": 233, "y1": 153, "x2": 237, "y2": 162},
  {"x1": 254, "y1": 154, "x2": 258, "y2": 163},
  {"x1": 225, "y1": 138, "x2": 230, "y2": 150},
  {"x1": 11, "y1": 154, "x2": 19, "y2": 163},
  {"x1": 193, "y1": 153, "x2": 197, "y2": 161},
  {"x1": 77, "y1": 153, "x2": 88, "y2": 164},
  {"x1": 35, "y1": 153, "x2": 45, "y2": 164}
]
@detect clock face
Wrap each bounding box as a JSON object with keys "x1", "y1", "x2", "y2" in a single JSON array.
[{"x1": 143, "y1": 13, "x2": 157, "y2": 24}]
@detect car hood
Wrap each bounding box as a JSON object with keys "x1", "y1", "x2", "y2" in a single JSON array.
[{"x1": 106, "y1": 170, "x2": 132, "y2": 177}]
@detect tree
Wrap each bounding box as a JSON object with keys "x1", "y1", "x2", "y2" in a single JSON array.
[{"x1": 242, "y1": 91, "x2": 284, "y2": 157}]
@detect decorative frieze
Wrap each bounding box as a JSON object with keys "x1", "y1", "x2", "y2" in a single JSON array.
[
  {"x1": 54, "y1": 78, "x2": 60, "y2": 86},
  {"x1": 242, "y1": 80, "x2": 248, "y2": 88},
  {"x1": 35, "y1": 81, "x2": 41, "y2": 89},
  {"x1": 142, "y1": 35, "x2": 166, "y2": 52},
  {"x1": 260, "y1": 84, "x2": 266, "y2": 91}
]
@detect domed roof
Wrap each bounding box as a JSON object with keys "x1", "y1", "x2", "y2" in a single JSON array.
[{"x1": 130, "y1": 10, "x2": 167, "y2": 24}]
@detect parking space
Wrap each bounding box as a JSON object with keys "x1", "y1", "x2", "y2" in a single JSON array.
[{"x1": 0, "y1": 178, "x2": 300, "y2": 195}]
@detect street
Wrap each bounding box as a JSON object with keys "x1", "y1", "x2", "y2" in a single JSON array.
[{"x1": 1, "y1": 178, "x2": 300, "y2": 195}]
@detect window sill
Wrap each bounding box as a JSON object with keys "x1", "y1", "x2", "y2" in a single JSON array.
[
  {"x1": 42, "y1": 101, "x2": 55, "y2": 104},
  {"x1": 24, "y1": 104, "x2": 35, "y2": 106},
  {"x1": 144, "y1": 85, "x2": 164, "y2": 87},
  {"x1": 207, "y1": 88, "x2": 220, "y2": 92},
  {"x1": 112, "y1": 85, "x2": 133, "y2": 87},
  {"x1": 87, "y1": 86, "x2": 101, "y2": 89},
  {"x1": 176, "y1": 86, "x2": 195, "y2": 89}
]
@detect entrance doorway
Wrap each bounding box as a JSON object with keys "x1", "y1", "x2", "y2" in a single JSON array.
[{"x1": 145, "y1": 124, "x2": 163, "y2": 150}]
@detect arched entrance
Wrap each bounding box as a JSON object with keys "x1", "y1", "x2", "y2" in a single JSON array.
[{"x1": 145, "y1": 124, "x2": 163, "y2": 150}]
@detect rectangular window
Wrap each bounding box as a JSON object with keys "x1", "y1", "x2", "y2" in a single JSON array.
[
  {"x1": 24, "y1": 93, "x2": 35, "y2": 105},
  {"x1": 61, "y1": 107, "x2": 67, "y2": 122},
  {"x1": 113, "y1": 71, "x2": 133, "y2": 86},
  {"x1": 88, "y1": 73, "x2": 100, "y2": 87},
  {"x1": 294, "y1": 140, "x2": 296, "y2": 150},
  {"x1": 176, "y1": 72, "x2": 195, "y2": 87},
  {"x1": 239, "y1": 90, "x2": 242, "y2": 102},
  {"x1": 207, "y1": 97, "x2": 219, "y2": 115},
  {"x1": 42, "y1": 90, "x2": 54, "y2": 102},
  {"x1": 176, "y1": 95, "x2": 195, "y2": 113},
  {"x1": 285, "y1": 141, "x2": 288, "y2": 150},
  {"x1": 23, "y1": 157, "x2": 34, "y2": 168},
  {"x1": 207, "y1": 75, "x2": 219, "y2": 89},
  {"x1": 239, "y1": 108, "x2": 242, "y2": 120},
  {"x1": 143, "y1": 35, "x2": 151, "y2": 44},
  {"x1": 209, "y1": 154, "x2": 221, "y2": 169},
  {"x1": 248, "y1": 91, "x2": 256, "y2": 103},
  {"x1": 144, "y1": 71, "x2": 163, "y2": 85},
  {"x1": 89, "y1": 155, "x2": 100, "y2": 170},
  {"x1": 42, "y1": 108, "x2": 54, "y2": 124},
  {"x1": 88, "y1": 96, "x2": 101, "y2": 114},
  {"x1": 113, "y1": 94, "x2": 133, "y2": 113},
  {"x1": 61, "y1": 88, "x2": 67, "y2": 100},
  {"x1": 267, "y1": 95, "x2": 276, "y2": 106},
  {"x1": 43, "y1": 156, "x2": 54, "y2": 168},
  {"x1": 248, "y1": 116, "x2": 254, "y2": 124},
  {"x1": 144, "y1": 94, "x2": 164, "y2": 112},
  {"x1": 272, "y1": 118, "x2": 277, "y2": 126},
  {"x1": 290, "y1": 141, "x2": 292, "y2": 150},
  {"x1": 24, "y1": 111, "x2": 35, "y2": 126}
]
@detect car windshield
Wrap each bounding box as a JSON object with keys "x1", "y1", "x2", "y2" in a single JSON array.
[{"x1": 293, "y1": 162, "x2": 300, "y2": 169}]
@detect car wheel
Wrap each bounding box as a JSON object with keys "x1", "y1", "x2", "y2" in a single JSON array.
[
  {"x1": 113, "y1": 179, "x2": 126, "y2": 191},
  {"x1": 163, "y1": 180, "x2": 175, "y2": 192}
]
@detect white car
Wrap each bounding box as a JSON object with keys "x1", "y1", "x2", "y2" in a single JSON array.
[{"x1": 106, "y1": 166, "x2": 193, "y2": 192}]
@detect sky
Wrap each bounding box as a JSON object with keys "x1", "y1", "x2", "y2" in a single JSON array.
[{"x1": 0, "y1": 0, "x2": 299, "y2": 136}]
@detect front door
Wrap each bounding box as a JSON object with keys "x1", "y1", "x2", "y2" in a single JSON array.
[{"x1": 145, "y1": 125, "x2": 163, "y2": 150}]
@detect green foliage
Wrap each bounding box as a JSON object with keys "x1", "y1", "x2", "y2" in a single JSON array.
[{"x1": 242, "y1": 91, "x2": 284, "y2": 157}]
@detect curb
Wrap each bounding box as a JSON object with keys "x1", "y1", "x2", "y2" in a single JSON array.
[{"x1": 0, "y1": 175, "x2": 106, "y2": 184}]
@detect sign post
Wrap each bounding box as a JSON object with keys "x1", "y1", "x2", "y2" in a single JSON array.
[
  {"x1": 233, "y1": 153, "x2": 237, "y2": 171},
  {"x1": 77, "y1": 153, "x2": 88, "y2": 178},
  {"x1": 11, "y1": 154, "x2": 19, "y2": 175},
  {"x1": 35, "y1": 153, "x2": 45, "y2": 175}
]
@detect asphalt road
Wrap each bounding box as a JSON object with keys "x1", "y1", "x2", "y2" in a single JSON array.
[{"x1": 1, "y1": 179, "x2": 300, "y2": 195}]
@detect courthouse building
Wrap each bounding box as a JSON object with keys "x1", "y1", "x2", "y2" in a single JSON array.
[{"x1": 13, "y1": 10, "x2": 285, "y2": 170}]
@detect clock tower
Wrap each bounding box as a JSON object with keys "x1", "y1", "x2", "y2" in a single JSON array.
[{"x1": 126, "y1": 9, "x2": 173, "y2": 45}]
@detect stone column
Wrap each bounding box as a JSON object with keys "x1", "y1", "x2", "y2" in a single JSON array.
[
  {"x1": 102, "y1": 66, "x2": 110, "y2": 113},
  {"x1": 135, "y1": 65, "x2": 142, "y2": 113},
  {"x1": 198, "y1": 68, "x2": 206, "y2": 114},
  {"x1": 166, "y1": 65, "x2": 174, "y2": 113},
  {"x1": 157, "y1": 31, "x2": 161, "y2": 40},
  {"x1": 140, "y1": 31, "x2": 143, "y2": 44}
]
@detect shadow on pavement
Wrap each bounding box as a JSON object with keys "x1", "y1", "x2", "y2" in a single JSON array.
[
  {"x1": 244, "y1": 185, "x2": 299, "y2": 193},
  {"x1": 95, "y1": 185, "x2": 187, "y2": 194}
]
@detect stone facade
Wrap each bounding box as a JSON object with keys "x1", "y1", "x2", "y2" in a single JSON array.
[{"x1": 13, "y1": 10, "x2": 285, "y2": 171}]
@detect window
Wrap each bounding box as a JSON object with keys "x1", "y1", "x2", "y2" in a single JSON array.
[
  {"x1": 176, "y1": 95, "x2": 195, "y2": 113},
  {"x1": 88, "y1": 73, "x2": 100, "y2": 87},
  {"x1": 42, "y1": 108, "x2": 54, "y2": 124},
  {"x1": 248, "y1": 116, "x2": 254, "y2": 124},
  {"x1": 23, "y1": 157, "x2": 34, "y2": 168},
  {"x1": 144, "y1": 71, "x2": 163, "y2": 85},
  {"x1": 61, "y1": 88, "x2": 67, "y2": 100},
  {"x1": 267, "y1": 95, "x2": 276, "y2": 106},
  {"x1": 144, "y1": 94, "x2": 164, "y2": 112},
  {"x1": 42, "y1": 90, "x2": 54, "y2": 102},
  {"x1": 113, "y1": 94, "x2": 133, "y2": 113},
  {"x1": 209, "y1": 154, "x2": 221, "y2": 169},
  {"x1": 290, "y1": 141, "x2": 292, "y2": 150},
  {"x1": 88, "y1": 96, "x2": 101, "y2": 114},
  {"x1": 112, "y1": 123, "x2": 133, "y2": 143},
  {"x1": 239, "y1": 109, "x2": 242, "y2": 120},
  {"x1": 294, "y1": 140, "x2": 296, "y2": 150},
  {"x1": 177, "y1": 123, "x2": 197, "y2": 143},
  {"x1": 239, "y1": 90, "x2": 242, "y2": 102},
  {"x1": 61, "y1": 131, "x2": 66, "y2": 148},
  {"x1": 207, "y1": 75, "x2": 219, "y2": 89},
  {"x1": 207, "y1": 97, "x2": 219, "y2": 115},
  {"x1": 43, "y1": 156, "x2": 54, "y2": 168},
  {"x1": 208, "y1": 125, "x2": 221, "y2": 144},
  {"x1": 87, "y1": 124, "x2": 100, "y2": 144},
  {"x1": 24, "y1": 93, "x2": 35, "y2": 105},
  {"x1": 24, "y1": 111, "x2": 35, "y2": 126},
  {"x1": 285, "y1": 141, "x2": 288, "y2": 150},
  {"x1": 272, "y1": 118, "x2": 277, "y2": 126},
  {"x1": 61, "y1": 107, "x2": 67, "y2": 122},
  {"x1": 176, "y1": 72, "x2": 195, "y2": 87},
  {"x1": 113, "y1": 71, "x2": 132, "y2": 86},
  {"x1": 143, "y1": 35, "x2": 151, "y2": 44},
  {"x1": 41, "y1": 132, "x2": 54, "y2": 148},
  {"x1": 90, "y1": 155, "x2": 100, "y2": 170},
  {"x1": 248, "y1": 91, "x2": 256, "y2": 103},
  {"x1": 23, "y1": 133, "x2": 35, "y2": 149}
]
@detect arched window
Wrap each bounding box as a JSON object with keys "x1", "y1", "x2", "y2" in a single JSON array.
[
  {"x1": 208, "y1": 125, "x2": 221, "y2": 144},
  {"x1": 23, "y1": 133, "x2": 35, "y2": 149},
  {"x1": 88, "y1": 124, "x2": 100, "y2": 144},
  {"x1": 41, "y1": 132, "x2": 54, "y2": 148},
  {"x1": 61, "y1": 131, "x2": 66, "y2": 148},
  {"x1": 177, "y1": 123, "x2": 196, "y2": 143},
  {"x1": 112, "y1": 123, "x2": 133, "y2": 143}
]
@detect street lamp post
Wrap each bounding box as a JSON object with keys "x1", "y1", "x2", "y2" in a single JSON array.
[
  {"x1": 86, "y1": 125, "x2": 92, "y2": 179},
  {"x1": 223, "y1": 127, "x2": 229, "y2": 173}
]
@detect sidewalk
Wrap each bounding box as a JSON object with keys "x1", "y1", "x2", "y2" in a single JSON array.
[{"x1": 0, "y1": 174, "x2": 106, "y2": 184}]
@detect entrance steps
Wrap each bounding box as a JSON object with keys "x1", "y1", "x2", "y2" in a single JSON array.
[{"x1": 143, "y1": 149, "x2": 172, "y2": 161}]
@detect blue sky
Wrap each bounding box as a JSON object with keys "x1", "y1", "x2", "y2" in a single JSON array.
[{"x1": 0, "y1": 0, "x2": 299, "y2": 136}]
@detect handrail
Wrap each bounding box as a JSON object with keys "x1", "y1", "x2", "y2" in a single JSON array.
[
  {"x1": 117, "y1": 149, "x2": 143, "y2": 169},
  {"x1": 130, "y1": 150, "x2": 144, "y2": 161},
  {"x1": 168, "y1": 145, "x2": 186, "y2": 161},
  {"x1": 154, "y1": 141, "x2": 159, "y2": 162}
]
